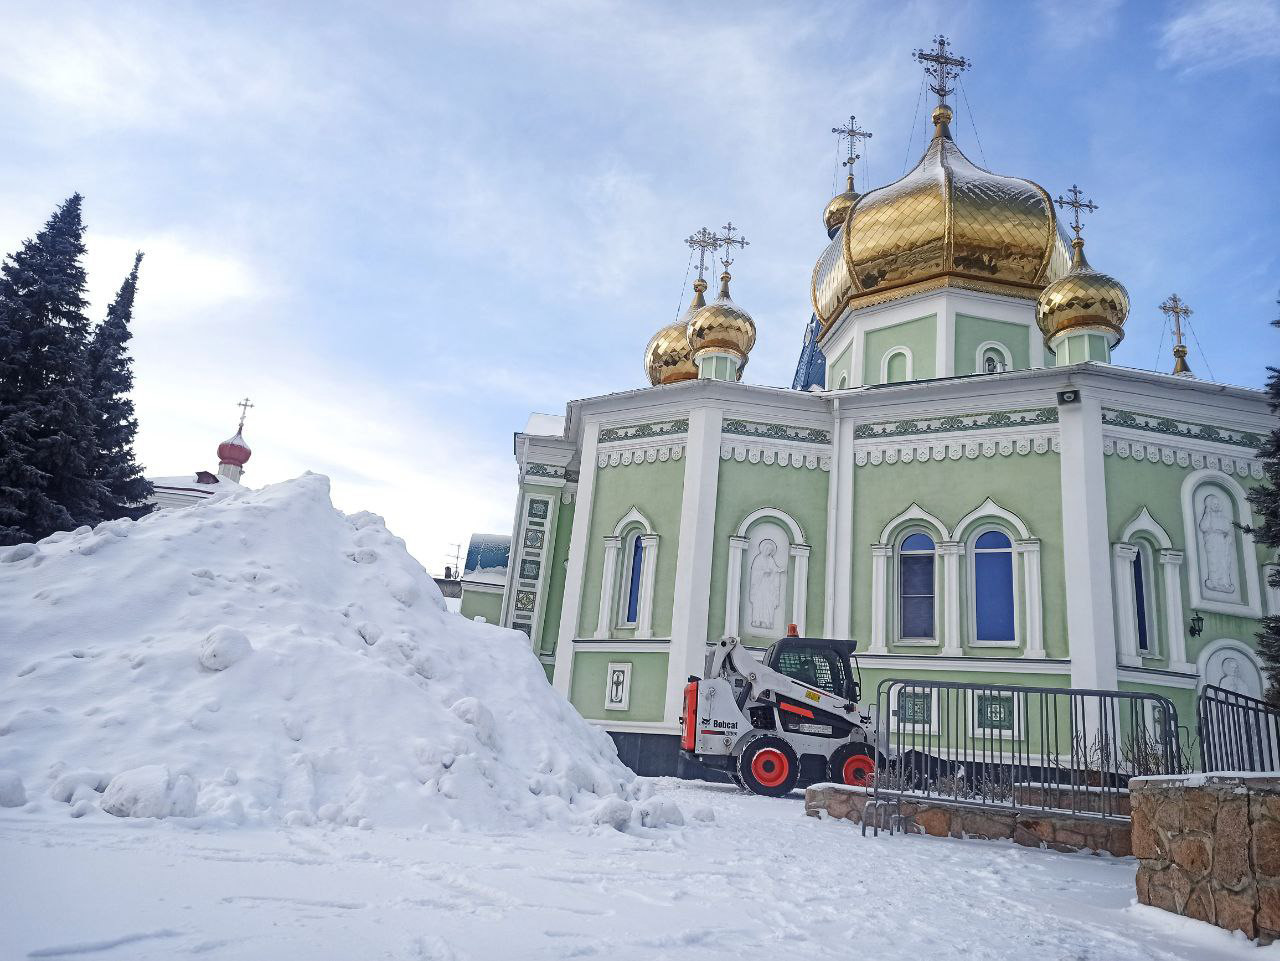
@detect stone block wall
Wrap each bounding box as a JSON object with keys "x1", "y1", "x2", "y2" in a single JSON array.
[
  {"x1": 1131, "y1": 774, "x2": 1280, "y2": 942},
  {"x1": 804, "y1": 783, "x2": 1131, "y2": 857}
]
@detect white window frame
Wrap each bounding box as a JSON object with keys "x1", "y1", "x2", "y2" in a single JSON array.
[
  {"x1": 967, "y1": 524, "x2": 1020, "y2": 649},
  {"x1": 896, "y1": 527, "x2": 940, "y2": 646},
  {"x1": 975, "y1": 340, "x2": 1012, "y2": 375},
  {"x1": 880, "y1": 346, "x2": 914, "y2": 384},
  {"x1": 950, "y1": 498, "x2": 1043, "y2": 658},
  {"x1": 1181, "y1": 469, "x2": 1262, "y2": 618},
  {"x1": 616, "y1": 527, "x2": 646, "y2": 628},
  {"x1": 595, "y1": 507, "x2": 658, "y2": 639},
  {"x1": 888, "y1": 682, "x2": 938, "y2": 734},
  {"x1": 968, "y1": 688, "x2": 1025, "y2": 741}
]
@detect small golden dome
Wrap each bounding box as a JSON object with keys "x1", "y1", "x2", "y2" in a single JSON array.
[
  {"x1": 687, "y1": 272, "x2": 756, "y2": 371},
  {"x1": 644, "y1": 279, "x2": 704, "y2": 386},
  {"x1": 811, "y1": 102, "x2": 1071, "y2": 326},
  {"x1": 1036, "y1": 239, "x2": 1129, "y2": 345},
  {"x1": 823, "y1": 176, "x2": 861, "y2": 238}
]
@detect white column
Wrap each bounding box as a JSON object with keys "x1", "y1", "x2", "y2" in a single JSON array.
[
  {"x1": 1112, "y1": 543, "x2": 1140, "y2": 666},
  {"x1": 1160, "y1": 549, "x2": 1193, "y2": 672},
  {"x1": 594, "y1": 536, "x2": 622, "y2": 639},
  {"x1": 664, "y1": 408, "x2": 723, "y2": 728},
  {"x1": 1058, "y1": 392, "x2": 1119, "y2": 690},
  {"x1": 869, "y1": 544, "x2": 892, "y2": 652},
  {"x1": 790, "y1": 544, "x2": 811, "y2": 636},
  {"x1": 1016, "y1": 538, "x2": 1045, "y2": 658},
  {"x1": 635, "y1": 534, "x2": 659, "y2": 639},
  {"x1": 831, "y1": 417, "x2": 857, "y2": 637},
  {"x1": 938, "y1": 541, "x2": 963, "y2": 656},
  {"x1": 822, "y1": 400, "x2": 841, "y2": 635},
  {"x1": 725, "y1": 536, "x2": 748, "y2": 639},
  {"x1": 552, "y1": 421, "x2": 600, "y2": 696}
]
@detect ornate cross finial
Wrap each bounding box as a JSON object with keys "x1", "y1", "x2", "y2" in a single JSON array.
[
  {"x1": 236, "y1": 397, "x2": 254, "y2": 433},
  {"x1": 832, "y1": 115, "x2": 873, "y2": 185},
  {"x1": 684, "y1": 227, "x2": 720, "y2": 283},
  {"x1": 1054, "y1": 184, "x2": 1099, "y2": 242},
  {"x1": 713, "y1": 221, "x2": 749, "y2": 272},
  {"x1": 913, "y1": 35, "x2": 970, "y2": 108},
  {"x1": 1160, "y1": 294, "x2": 1193, "y2": 346}
]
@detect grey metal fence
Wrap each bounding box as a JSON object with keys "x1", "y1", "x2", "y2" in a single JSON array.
[
  {"x1": 866, "y1": 678, "x2": 1183, "y2": 829},
  {"x1": 1198, "y1": 684, "x2": 1280, "y2": 773}
]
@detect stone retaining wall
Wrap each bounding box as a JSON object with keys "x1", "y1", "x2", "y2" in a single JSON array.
[
  {"x1": 1131, "y1": 773, "x2": 1280, "y2": 942},
  {"x1": 804, "y1": 783, "x2": 1131, "y2": 857}
]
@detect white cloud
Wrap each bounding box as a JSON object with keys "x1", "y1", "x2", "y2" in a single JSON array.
[
  {"x1": 1036, "y1": 0, "x2": 1122, "y2": 48},
  {"x1": 1161, "y1": 0, "x2": 1280, "y2": 71}
]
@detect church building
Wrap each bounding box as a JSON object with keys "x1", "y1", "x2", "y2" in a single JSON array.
[{"x1": 461, "y1": 40, "x2": 1273, "y2": 775}]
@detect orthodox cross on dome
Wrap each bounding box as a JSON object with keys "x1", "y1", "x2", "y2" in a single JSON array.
[
  {"x1": 1160, "y1": 294, "x2": 1195, "y2": 377},
  {"x1": 714, "y1": 221, "x2": 749, "y2": 272},
  {"x1": 235, "y1": 396, "x2": 254, "y2": 434},
  {"x1": 685, "y1": 226, "x2": 720, "y2": 283},
  {"x1": 1054, "y1": 184, "x2": 1098, "y2": 242},
  {"x1": 832, "y1": 115, "x2": 873, "y2": 184},
  {"x1": 912, "y1": 35, "x2": 970, "y2": 108}
]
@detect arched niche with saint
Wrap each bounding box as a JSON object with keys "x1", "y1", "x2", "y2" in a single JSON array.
[
  {"x1": 742, "y1": 522, "x2": 789, "y2": 638},
  {"x1": 1194, "y1": 486, "x2": 1242, "y2": 604},
  {"x1": 1203, "y1": 645, "x2": 1264, "y2": 700}
]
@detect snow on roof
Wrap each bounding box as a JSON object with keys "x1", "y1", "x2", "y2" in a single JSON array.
[
  {"x1": 148, "y1": 472, "x2": 243, "y2": 496},
  {"x1": 463, "y1": 565, "x2": 508, "y2": 586},
  {"x1": 523, "y1": 413, "x2": 565, "y2": 437},
  {"x1": 464, "y1": 534, "x2": 511, "y2": 576}
]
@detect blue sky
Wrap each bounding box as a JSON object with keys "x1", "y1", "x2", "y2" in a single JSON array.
[{"x1": 1, "y1": 0, "x2": 1277, "y2": 570}]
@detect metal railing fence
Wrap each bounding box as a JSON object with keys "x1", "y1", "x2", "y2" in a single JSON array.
[
  {"x1": 1197, "y1": 684, "x2": 1280, "y2": 773},
  {"x1": 869, "y1": 678, "x2": 1183, "y2": 825}
]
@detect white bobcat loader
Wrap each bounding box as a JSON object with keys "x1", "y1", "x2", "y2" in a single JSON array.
[{"x1": 679, "y1": 626, "x2": 884, "y2": 796}]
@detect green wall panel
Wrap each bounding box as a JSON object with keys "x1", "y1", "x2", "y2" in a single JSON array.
[
  {"x1": 954, "y1": 314, "x2": 1031, "y2": 375},
  {"x1": 536, "y1": 498, "x2": 574, "y2": 656},
  {"x1": 863, "y1": 315, "x2": 936, "y2": 385},
  {"x1": 570, "y1": 650, "x2": 669, "y2": 721},
  {"x1": 460, "y1": 588, "x2": 502, "y2": 624}
]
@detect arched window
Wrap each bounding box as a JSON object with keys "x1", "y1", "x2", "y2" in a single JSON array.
[
  {"x1": 973, "y1": 530, "x2": 1015, "y2": 643},
  {"x1": 899, "y1": 532, "x2": 936, "y2": 640},
  {"x1": 1131, "y1": 542, "x2": 1154, "y2": 653},
  {"x1": 624, "y1": 533, "x2": 644, "y2": 625},
  {"x1": 976, "y1": 342, "x2": 1012, "y2": 375},
  {"x1": 884, "y1": 349, "x2": 911, "y2": 384},
  {"x1": 838, "y1": 372, "x2": 848, "y2": 389}
]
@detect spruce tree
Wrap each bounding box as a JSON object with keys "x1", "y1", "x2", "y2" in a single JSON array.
[
  {"x1": 1247, "y1": 298, "x2": 1280, "y2": 704},
  {"x1": 0, "y1": 195, "x2": 102, "y2": 545},
  {"x1": 87, "y1": 251, "x2": 152, "y2": 520}
]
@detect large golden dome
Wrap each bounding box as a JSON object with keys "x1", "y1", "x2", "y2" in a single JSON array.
[
  {"x1": 812, "y1": 106, "x2": 1072, "y2": 327},
  {"x1": 644, "y1": 280, "x2": 704, "y2": 386},
  {"x1": 1036, "y1": 239, "x2": 1129, "y2": 345},
  {"x1": 687, "y1": 271, "x2": 756, "y2": 372}
]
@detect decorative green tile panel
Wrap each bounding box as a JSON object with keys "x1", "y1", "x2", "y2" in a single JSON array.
[
  {"x1": 1102, "y1": 408, "x2": 1264, "y2": 450},
  {"x1": 855, "y1": 407, "x2": 1058, "y2": 440},
  {"x1": 598, "y1": 419, "x2": 689, "y2": 443},
  {"x1": 722, "y1": 419, "x2": 832, "y2": 445}
]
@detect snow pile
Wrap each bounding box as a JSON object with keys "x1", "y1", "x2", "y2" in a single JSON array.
[{"x1": 0, "y1": 474, "x2": 656, "y2": 831}]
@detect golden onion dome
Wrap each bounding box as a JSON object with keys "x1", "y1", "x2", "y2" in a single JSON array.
[
  {"x1": 644, "y1": 279, "x2": 703, "y2": 386},
  {"x1": 687, "y1": 271, "x2": 756, "y2": 371},
  {"x1": 822, "y1": 176, "x2": 861, "y2": 238},
  {"x1": 1035, "y1": 238, "x2": 1129, "y2": 345},
  {"x1": 812, "y1": 104, "x2": 1072, "y2": 327}
]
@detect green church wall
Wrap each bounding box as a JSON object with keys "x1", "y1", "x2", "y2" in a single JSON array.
[
  {"x1": 569, "y1": 650, "x2": 669, "y2": 722},
  {"x1": 460, "y1": 587, "x2": 502, "y2": 625},
  {"x1": 849, "y1": 452, "x2": 1068, "y2": 658},
  {"x1": 862, "y1": 314, "x2": 936, "y2": 384},
  {"x1": 829, "y1": 340, "x2": 855, "y2": 390},
  {"x1": 578, "y1": 458, "x2": 685, "y2": 639},
  {"x1": 953, "y1": 314, "x2": 1031, "y2": 375},
  {"x1": 536, "y1": 497, "x2": 574, "y2": 656},
  {"x1": 707, "y1": 458, "x2": 830, "y2": 644}
]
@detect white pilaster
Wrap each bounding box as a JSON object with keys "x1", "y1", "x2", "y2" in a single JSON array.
[
  {"x1": 832, "y1": 416, "x2": 856, "y2": 638},
  {"x1": 552, "y1": 421, "x2": 601, "y2": 695},
  {"x1": 869, "y1": 544, "x2": 892, "y2": 652},
  {"x1": 1112, "y1": 543, "x2": 1141, "y2": 667},
  {"x1": 664, "y1": 407, "x2": 723, "y2": 727},
  {"x1": 725, "y1": 535, "x2": 748, "y2": 639},
  {"x1": 1160, "y1": 549, "x2": 1193, "y2": 672},
  {"x1": 822, "y1": 399, "x2": 841, "y2": 635},
  {"x1": 594, "y1": 536, "x2": 622, "y2": 639},
  {"x1": 1058, "y1": 392, "x2": 1119, "y2": 690},
  {"x1": 635, "y1": 534, "x2": 659, "y2": 639},
  {"x1": 1016, "y1": 538, "x2": 1045, "y2": 658},
  {"x1": 790, "y1": 544, "x2": 811, "y2": 636},
  {"x1": 938, "y1": 541, "x2": 963, "y2": 656}
]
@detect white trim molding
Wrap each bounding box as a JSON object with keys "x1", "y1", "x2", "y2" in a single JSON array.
[
  {"x1": 724, "y1": 508, "x2": 812, "y2": 639},
  {"x1": 880, "y1": 345, "x2": 914, "y2": 384},
  {"x1": 1180, "y1": 468, "x2": 1262, "y2": 617},
  {"x1": 976, "y1": 340, "x2": 1013, "y2": 374}
]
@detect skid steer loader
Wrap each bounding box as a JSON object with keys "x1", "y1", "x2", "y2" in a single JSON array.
[{"x1": 679, "y1": 626, "x2": 883, "y2": 797}]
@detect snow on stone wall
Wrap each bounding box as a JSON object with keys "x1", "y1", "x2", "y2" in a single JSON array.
[{"x1": 0, "y1": 474, "x2": 658, "y2": 831}]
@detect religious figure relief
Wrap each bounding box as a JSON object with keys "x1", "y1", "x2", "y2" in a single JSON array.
[
  {"x1": 1204, "y1": 648, "x2": 1263, "y2": 701},
  {"x1": 1197, "y1": 493, "x2": 1237, "y2": 595},
  {"x1": 1217, "y1": 656, "x2": 1248, "y2": 695},
  {"x1": 748, "y1": 539, "x2": 785, "y2": 632}
]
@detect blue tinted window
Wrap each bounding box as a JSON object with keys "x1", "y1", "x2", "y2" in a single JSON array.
[
  {"x1": 975, "y1": 530, "x2": 1011, "y2": 550},
  {"x1": 1133, "y1": 549, "x2": 1149, "y2": 652},
  {"x1": 974, "y1": 532, "x2": 1015, "y2": 642},
  {"x1": 902, "y1": 532, "x2": 934, "y2": 552},
  {"x1": 626, "y1": 535, "x2": 643, "y2": 624}
]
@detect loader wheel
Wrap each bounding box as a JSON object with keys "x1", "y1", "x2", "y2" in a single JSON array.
[
  {"x1": 728, "y1": 768, "x2": 747, "y2": 792},
  {"x1": 737, "y1": 735, "x2": 800, "y2": 798},
  {"x1": 829, "y1": 742, "x2": 877, "y2": 788}
]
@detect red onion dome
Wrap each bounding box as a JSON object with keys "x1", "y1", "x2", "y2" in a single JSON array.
[{"x1": 217, "y1": 432, "x2": 252, "y2": 467}]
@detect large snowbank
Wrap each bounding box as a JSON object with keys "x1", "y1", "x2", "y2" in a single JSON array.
[{"x1": 0, "y1": 474, "x2": 656, "y2": 830}]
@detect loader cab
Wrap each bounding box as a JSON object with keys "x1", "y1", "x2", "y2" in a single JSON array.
[{"x1": 763, "y1": 632, "x2": 860, "y2": 702}]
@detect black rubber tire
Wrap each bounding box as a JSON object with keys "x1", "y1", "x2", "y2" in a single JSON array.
[
  {"x1": 736, "y1": 734, "x2": 801, "y2": 798},
  {"x1": 828, "y1": 742, "x2": 879, "y2": 787},
  {"x1": 727, "y1": 767, "x2": 747, "y2": 791}
]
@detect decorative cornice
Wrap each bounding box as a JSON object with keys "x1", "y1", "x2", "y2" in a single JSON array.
[
  {"x1": 723, "y1": 418, "x2": 831, "y2": 446},
  {"x1": 854, "y1": 406, "x2": 1058, "y2": 441},
  {"x1": 526, "y1": 462, "x2": 566, "y2": 479},
  {"x1": 1103, "y1": 437, "x2": 1262, "y2": 479},
  {"x1": 597, "y1": 444, "x2": 684, "y2": 469},
  {"x1": 598, "y1": 418, "x2": 689, "y2": 444},
  {"x1": 1102, "y1": 408, "x2": 1264, "y2": 451},
  {"x1": 720, "y1": 443, "x2": 831, "y2": 471},
  {"x1": 855, "y1": 433, "x2": 1059, "y2": 466}
]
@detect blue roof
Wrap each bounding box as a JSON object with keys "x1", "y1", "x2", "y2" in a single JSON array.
[
  {"x1": 464, "y1": 533, "x2": 511, "y2": 574},
  {"x1": 791, "y1": 313, "x2": 826, "y2": 391}
]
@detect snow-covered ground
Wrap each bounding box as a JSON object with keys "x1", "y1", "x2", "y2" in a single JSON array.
[{"x1": 0, "y1": 779, "x2": 1266, "y2": 960}]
